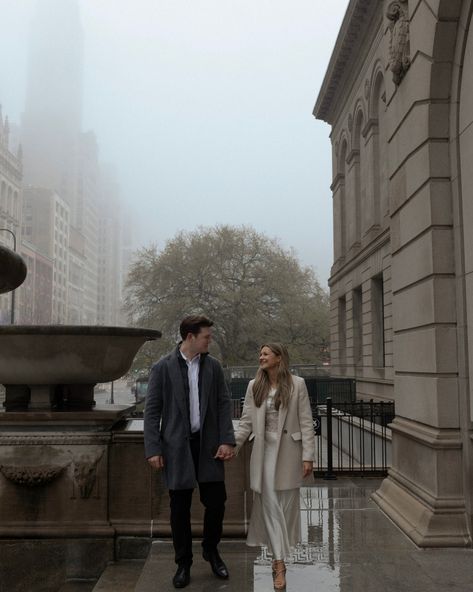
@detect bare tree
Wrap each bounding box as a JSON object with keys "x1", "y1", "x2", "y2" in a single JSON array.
[{"x1": 125, "y1": 225, "x2": 329, "y2": 369}]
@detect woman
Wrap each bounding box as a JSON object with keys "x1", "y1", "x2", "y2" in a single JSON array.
[{"x1": 234, "y1": 343, "x2": 315, "y2": 590}]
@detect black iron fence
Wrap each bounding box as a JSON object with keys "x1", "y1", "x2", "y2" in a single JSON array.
[
  {"x1": 228, "y1": 376, "x2": 355, "y2": 404},
  {"x1": 312, "y1": 397, "x2": 394, "y2": 477},
  {"x1": 305, "y1": 377, "x2": 356, "y2": 404},
  {"x1": 231, "y1": 398, "x2": 244, "y2": 419}
]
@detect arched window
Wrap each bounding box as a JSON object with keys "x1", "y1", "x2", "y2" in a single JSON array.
[
  {"x1": 347, "y1": 108, "x2": 364, "y2": 248},
  {"x1": 371, "y1": 71, "x2": 388, "y2": 224},
  {"x1": 333, "y1": 139, "x2": 348, "y2": 261}
]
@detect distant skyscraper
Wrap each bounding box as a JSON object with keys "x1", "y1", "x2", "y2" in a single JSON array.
[
  {"x1": 19, "y1": 0, "x2": 125, "y2": 326},
  {"x1": 22, "y1": 0, "x2": 83, "y2": 202},
  {"x1": 0, "y1": 108, "x2": 23, "y2": 324}
]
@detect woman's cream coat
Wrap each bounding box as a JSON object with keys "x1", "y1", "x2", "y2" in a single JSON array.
[{"x1": 234, "y1": 375, "x2": 315, "y2": 493}]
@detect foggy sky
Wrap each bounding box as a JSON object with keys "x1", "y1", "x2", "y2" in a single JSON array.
[{"x1": 0, "y1": 0, "x2": 348, "y2": 284}]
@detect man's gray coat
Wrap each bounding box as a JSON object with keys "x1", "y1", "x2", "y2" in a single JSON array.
[{"x1": 144, "y1": 347, "x2": 235, "y2": 490}]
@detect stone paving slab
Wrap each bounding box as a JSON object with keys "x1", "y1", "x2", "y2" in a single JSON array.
[
  {"x1": 134, "y1": 541, "x2": 259, "y2": 592},
  {"x1": 131, "y1": 478, "x2": 473, "y2": 592},
  {"x1": 92, "y1": 561, "x2": 144, "y2": 592}
]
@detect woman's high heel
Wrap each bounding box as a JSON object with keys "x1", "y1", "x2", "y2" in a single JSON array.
[{"x1": 272, "y1": 560, "x2": 286, "y2": 590}]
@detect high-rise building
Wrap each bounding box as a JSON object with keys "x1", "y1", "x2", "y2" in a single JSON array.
[
  {"x1": 19, "y1": 0, "x2": 124, "y2": 326},
  {"x1": 17, "y1": 241, "x2": 53, "y2": 324},
  {"x1": 22, "y1": 0, "x2": 83, "y2": 200},
  {"x1": 67, "y1": 227, "x2": 86, "y2": 324},
  {"x1": 119, "y1": 206, "x2": 135, "y2": 326},
  {"x1": 0, "y1": 108, "x2": 23, "y2": 324},
  {"x1": 22, "y1": 187, "x2": 70, "y2": 323},
  {"x1": 76, "y1": 132, "x2": 99, "y2": 323},
  {"x1": 97, "y1": 166, "x2": 122, "y2": 325}
]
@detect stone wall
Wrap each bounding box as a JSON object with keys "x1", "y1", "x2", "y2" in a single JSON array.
[{"x1": 0, "y1": 422, "x2": 251, "y2": 583}]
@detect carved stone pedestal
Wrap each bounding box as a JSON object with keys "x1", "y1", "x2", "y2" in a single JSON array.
[{"x1": 0, "y1": 411, "x2": 251, "y2": 585}]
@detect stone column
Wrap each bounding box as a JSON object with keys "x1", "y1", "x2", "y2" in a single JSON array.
[
  {"x1": 331, "y1": 173, "x2": 346, "y2": 263},
  {"x1": 345, "y1": 149, "x2": 361, "y2": 252},
  {"x1": 361, "y1": 119, "x2": 381, "y2": 237}
]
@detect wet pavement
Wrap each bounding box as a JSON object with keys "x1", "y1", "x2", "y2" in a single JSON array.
[{"x1": 123, "y1": 477, "x2": 473, "y2": 592}]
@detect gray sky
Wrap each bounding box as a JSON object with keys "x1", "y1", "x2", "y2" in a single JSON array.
[{"x1": 0, "y1": 0, "x2": 348, "y2": 284}]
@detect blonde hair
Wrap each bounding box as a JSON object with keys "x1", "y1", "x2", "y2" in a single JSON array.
[{"x1": 253, "y1": 343, "x2": 293, "y2": 410}]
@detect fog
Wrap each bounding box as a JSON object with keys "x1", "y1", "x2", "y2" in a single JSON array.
[{"x1": 0, "y1": 0, "x2": 348, "y2": 284}]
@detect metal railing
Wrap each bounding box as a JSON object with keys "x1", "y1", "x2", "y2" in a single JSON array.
[
  {"x1": 231, "y1": 398, "x2": 244, "y2": 419},
  {"x1": 223, "y1": 364, "x2": 330, "y2": 381},
  {"x1": 312, "y1": 397, "x2": 394, "y2": 477},
  {"x1": 227, "y1": 376, "x2": 355, "y2": 402},
  {"x1": 305, "y1": 377, "x2": 356, "y2": 404}
]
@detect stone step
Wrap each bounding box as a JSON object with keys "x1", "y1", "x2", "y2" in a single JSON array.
[
  {"x1": 90, "y1": 561, "x2": 145, "y2": 592},
  {"x1": 134, "y1": 540, "x2": 258, "y2": 592}
]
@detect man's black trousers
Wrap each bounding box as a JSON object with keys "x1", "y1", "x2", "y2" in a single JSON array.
[{"x1": 169, "y1": 433, "x2": 227, "y2": 567}]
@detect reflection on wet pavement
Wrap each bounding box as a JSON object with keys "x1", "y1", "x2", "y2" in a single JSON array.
[{"x1": 136, "y1": 478, "x2": 473, "y2": 592}]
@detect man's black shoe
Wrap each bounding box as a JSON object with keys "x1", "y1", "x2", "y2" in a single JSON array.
[
  {"x1": 173, "y1": 565, "x2": 190, "y2": 588},
  {"x1": 202, "y1": 549, "x2": 229, "y2": 579}
]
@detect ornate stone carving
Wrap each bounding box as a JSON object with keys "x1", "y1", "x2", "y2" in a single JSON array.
[
  {"x1": 364, "y1": 79, "x2": 370, "y2": 100},
  {"x1": 348, "y1": 113, "x2": 353, "y2": 132},
  {"x1": 0, "y1": 434, "x2": 111, "y2": 446},
  {"x1": 386, "y1": 0, "x2": 410, "y2": 85},
  {"x1": 0, "y1": 464, "x2": 66, "y2": 486},
  {"x1": 71, "y1": 451, "x2": 104, "y2": 499}
]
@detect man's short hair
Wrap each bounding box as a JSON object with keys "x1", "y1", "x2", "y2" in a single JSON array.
[{"x1": 180, "y1": 315, "x2": 214, "y2": 340}]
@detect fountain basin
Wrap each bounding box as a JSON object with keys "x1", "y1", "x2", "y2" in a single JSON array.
[
  {"x1": 0, "y1": 325, "x2": 161, "y2": 410},
  {"x1": 0, "y1": 245, "x2": 27, "y2": 294}
]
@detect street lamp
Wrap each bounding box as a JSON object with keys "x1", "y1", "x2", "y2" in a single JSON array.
[{"x1": 0, "y1": 227, "x2": 17, "y2": 324}]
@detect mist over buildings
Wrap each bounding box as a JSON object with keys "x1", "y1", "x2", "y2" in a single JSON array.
[
  {"x1": 1, "y1": 0, "x2": 130, "y2": 324},
  {"x1": 0, "y1": 0, "x2": 348, "y2": 324}
]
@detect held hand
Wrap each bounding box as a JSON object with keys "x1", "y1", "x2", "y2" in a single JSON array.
[
  {"x1": 302, "y1": 461, "x2": 313, "y2": 478},
  {"x1": 147, "y1": 455, "x2": 164, "y2": 470},
  {"x1": 215, "y1": 444, "x2": 235, "y2": 461}
]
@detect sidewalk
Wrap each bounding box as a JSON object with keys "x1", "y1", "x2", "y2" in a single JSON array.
[{"x1": 94, "y1": 477, "x2": 473, "y2": 591}]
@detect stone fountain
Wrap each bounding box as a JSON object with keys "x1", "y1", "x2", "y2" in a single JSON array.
[
  {"x1": 0, "y1": 245, "x2": 251, "y2": 591},
  {"x1": 0, "y1": 244, "x2": 163, "y2": 589}
]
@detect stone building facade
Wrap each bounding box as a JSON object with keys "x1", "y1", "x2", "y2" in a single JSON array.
[
  {"x1": 0, "y1": 110, "x2": 22, "y2": 324},
  {"x1": 22, "y1": 188, "x2": 70, "y2": 323},
  {"x1": 17, "y1": 241, "x2": 53, "y2": 324},
  {"x1": 315, "y1": 0, "x2": 473, "y2": 546}
]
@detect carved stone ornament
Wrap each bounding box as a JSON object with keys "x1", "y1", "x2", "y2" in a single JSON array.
[
  {"x1": 0, "y1": 464, "x2": 66, "y2": 487},
  {"x1": 386, "y1": 0, "x2": 410, "y2": 85},
  {"x1": 364, "y1": 79, "x2": 370, "y2": 100},
  {"x1": 348, "y1": 113, "x2": 353, "y2": 132},
  {"x1": 71, "y1": 450, "x2": 104, "y2": 499}
]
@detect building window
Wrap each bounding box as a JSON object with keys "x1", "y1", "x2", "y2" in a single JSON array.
[
  {"x1": 338, "y1": 296, "x2": 347, "y2": 368},
  {"x1": 352, "y1": 286, "x2": 363, "y2": 366},
  {"x1": 371, "y1": 274, "x2": 385, "y2": 368}
]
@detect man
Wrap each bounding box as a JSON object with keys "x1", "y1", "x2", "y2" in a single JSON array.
[{"x1": 144, "y1": 315, "x2": 235, "y2": 589}]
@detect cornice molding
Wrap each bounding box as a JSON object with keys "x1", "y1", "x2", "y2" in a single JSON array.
[{"x1": 313, "y1": 0, "x2": 380, "y2": 124}]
